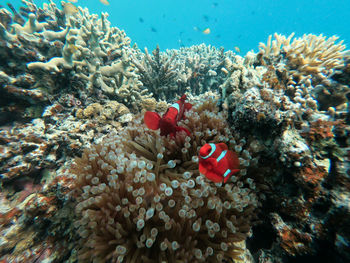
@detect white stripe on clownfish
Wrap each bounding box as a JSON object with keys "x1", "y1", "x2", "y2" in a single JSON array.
[
  {"x1": 216, "y1": 150, "x2": 227, "y2": 162},
  {"x1": 223, "y1": 169, "x2": 231, "y2": 178},
  {"x1": 170, "y1": 102, "x2": 180, "y2": 113}
]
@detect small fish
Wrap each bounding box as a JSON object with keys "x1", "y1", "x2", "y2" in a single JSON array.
[
  {"x1": 62, "y1": 2, "x2": 79, "y2": 15},
  {"x1": 100, "y1": 0, "x2": 110, "y2": 5},
  {"x1": 203, "y1": 15, "x2": 209, "y2": 22},
  {"x1": 203, "y1": 28, "x2": 211, "y2": 34},
  {"x1": 144, "y1": 94, "x2": 192, "y2": 138},
  {"x1": 151, "y1": 27, "x2": 157, "y2": 32},
  {"x1": 234, "y1": 46, "x2": 240, "y2": 53},
  {"x1": 199, "y1": 143, "x2": 240, "y2": 183},
  {"x1": 139, "y1": 17, "x2": 144, "y2": 23}
]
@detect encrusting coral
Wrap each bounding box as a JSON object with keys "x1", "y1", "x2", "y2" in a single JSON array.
[{"x1": 69, "y1": 95, "x2": 259, "y2": 262}]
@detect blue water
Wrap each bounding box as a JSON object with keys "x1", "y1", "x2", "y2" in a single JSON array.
[{"x1": 9, "y1": 0, "x2": 350, "y2": 54}]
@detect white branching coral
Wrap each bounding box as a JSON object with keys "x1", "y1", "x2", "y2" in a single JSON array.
[
  {"x1": 0, "y1": 0, "x2": 151, "y2": 111},
  {"x1": 70, "y1": 96, "x2": 259, "y2": 262}
]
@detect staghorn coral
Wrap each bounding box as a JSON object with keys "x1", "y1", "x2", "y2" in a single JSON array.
[
  {"x1": 168, "y1": 44, "x2": 228, "y2": 97},
  {"x1": 69, "y1": 96, "x2": 259, "y2": 262},
  {"x1": 259, "y1": 33, "x2": 346, "y2": 83},
  {"x1": 131, "y1": 44, "x2": 229, "y2": 101},
  {"x1": 130, "y1": 45, "x2": 179, "y2": 101}
]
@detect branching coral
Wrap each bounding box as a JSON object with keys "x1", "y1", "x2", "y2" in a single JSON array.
[
  {"x1": 131, "y1": 44, "x2": 229, "y2": 101},
  {"x1": 131, "y1": 45, "x2": 179, "y2": 100},
  {"x1": 169, "y1": 44, "x2": 228, "y2": 96},
  {"x1": 69, "y1": 96, "x2": 259, "y2": 262},
  {"x1": 259, "y1": 33, "x2": 346, "y2": 82},
  {"x1": 0, "y1": 0, "x2": 152, "y2": 114}
]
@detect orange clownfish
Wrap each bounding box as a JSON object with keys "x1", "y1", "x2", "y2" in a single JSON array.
[
  {"x1": 199, "y1": 143, "x2": 240, "y2": 183},
  {"x1": 144, "y1": 94, "x2": 192, "y2": 138}
]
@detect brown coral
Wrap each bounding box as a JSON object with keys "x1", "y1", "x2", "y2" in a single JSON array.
[{"x1": 69, "y1": 96, "x2": 259, "y2": 262}]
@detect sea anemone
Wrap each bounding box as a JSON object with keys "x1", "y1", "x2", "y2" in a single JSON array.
[{"x1": 70, "y1": 95, "x2": 259, "y2": 262}]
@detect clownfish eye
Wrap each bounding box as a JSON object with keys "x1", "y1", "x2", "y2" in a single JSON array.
[
  {"x1": 200, "y1": 145, "x2": 211, "y2": 156},
  {"x1": 204, "y1": 147, "x2": 211, "y2": 154}
]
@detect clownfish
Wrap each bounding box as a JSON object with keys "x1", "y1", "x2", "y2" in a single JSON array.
[
  {"x1": 144, "y1": 94, "x2": 192, "y2": 138},
  {"x1": 198, "y1": 143, "x2": 240, "y2": 183}
]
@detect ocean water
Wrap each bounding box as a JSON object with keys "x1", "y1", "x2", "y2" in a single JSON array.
[{"x1": 9, "y1": 0, "x2": 350, "y2": 53}]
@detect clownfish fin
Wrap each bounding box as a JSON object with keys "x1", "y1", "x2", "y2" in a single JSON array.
[
  {"x1": 203, "y1": 170, "x2": 222, "y2": 183},
  {"x1": 216, "y1": 143, "x2": 228, "y2": 151},
  {"x1": 144, "y1": 111, "x2": 161, "y2": 130},
  {"x1": 184, "y1": 102, "x2": 192, "y2": 111},
  {"x1": 206, "y1": 158, "x2": 218, "y2": 168},
  {"x1": 180, "y1": 94, "x2": 187, "y2": 101},
  {"x1": 175, "y1": 126, "x2": 191, "y2": 136},
  {"x1": 199, "y1": 162, "x2": 208, "y2": 174},
  {"x1": 199, "y1": 158, "x2": 217, "y2": 173},
  {"x1": 226, "y1": 151, "x2": 240, "y2": 169}
]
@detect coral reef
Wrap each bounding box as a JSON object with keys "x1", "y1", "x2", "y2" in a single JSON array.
[
  {"x1": 0, "y1": 0, "x2": 349, "y2": 262},
  {"x1": 167, "y1": 44, "x2": 228, "y2": 97},
  {"x1": 0, "y1": 170, "x2": 75, "y2": 262},
  {"x1": 75, "y1": 100, "x2": 131, "y2": 123},
  {"x1": 219, "y1": 33, "x2": 350, "y2": 263},
  {"x1": 69, "y1": 96, "x2": 259, "y2": 262},
  {"x1": 0, "y1": 0, "x2": 151, "y2": 121},
  {"x1": 259, "y1": 33, "x2": 346, "y2": 83},
  {"x1": 131, "y1": 44, "x2": 232, "y2": 100},
  {"x1": 131, "y1": 45, "x2": 179, "y2": 100}
]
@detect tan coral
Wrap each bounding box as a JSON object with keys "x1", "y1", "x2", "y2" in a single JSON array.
[
  {"x1": 156, "y1": 100, "x2": 169, "y2": 112},
  {"x1": 76, "y1": 101, "x2": 129, "y2": 122},
  {"x1": 141, "y1": 97, "x2": 157, "y2": 111},
  {"x1": 82, "y1": 103, "x2": 102, "y2": 118},
  {"x1": 11, "y1": 13, "x2": 48, "y2": 34},
  {"x1": 259, "y1": 33, "x2": 346, "y2": 81},
  {"x1": 101, "y1": 101, "x2": 130, "y2": 120}
]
